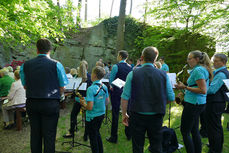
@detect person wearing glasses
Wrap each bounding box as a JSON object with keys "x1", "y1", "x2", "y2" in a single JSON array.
[
  {"x1": 206, "y1": 53, "x2": 229, "y2": 153},
  {"x1": 175, "y1": 50, "x2": 213, "y2": 153}
]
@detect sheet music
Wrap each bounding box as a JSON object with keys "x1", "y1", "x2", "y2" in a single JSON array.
[
  {"x1": 112, "y1": 78, "x2": 125, "y2": 89},
  {"x1": 167, "y1": 73, "x2": 177, "y2": 88},
  {"x1": 101, "y1": 78, "x2": 109, "y2": 83},
  {"x1": 223, "y1": 79, "x2": 229, "y2": 90},
  {"x1": 78, "y1": 83, "x2": 87, "y2": 91},
  {"x1": 65, "y1": 78, "x2": 82, "y2": 90},
  {"x1": 226, "y1": 92, "x2": 229, "y2": 98}
]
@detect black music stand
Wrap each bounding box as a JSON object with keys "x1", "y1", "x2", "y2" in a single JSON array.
[
  {"x1": 62, "y1": 110, "x2": 90, "y2": 149},
  {"x1": 62, "y1": 82, "x2": 90, "y2": 149},
  {"x1": 104, "y1": 105, "x2": 112, "y2": 125}
]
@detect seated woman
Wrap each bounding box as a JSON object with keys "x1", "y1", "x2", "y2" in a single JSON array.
[
  {"x1": 2, "y1": 70, "x2": 26, "y2": 129},
  {"x1": 0, "y1": 68, "x2": 15, "y2": 97}
]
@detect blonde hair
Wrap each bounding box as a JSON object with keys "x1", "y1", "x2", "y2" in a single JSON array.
[
  {"x1": 190, "y1": 50, "x2": 213, "y2": 80},
  {"x1": 96, "y1": 61, "x2": 104, "y2": 67},
  {"x1": 155, "y1": 61, "x2": 162, "y2": 69},
  {"x1": 0, "y1": 68, "x2": 9, "y2": 76},
  {"x1": 79, "y1": 60, "x2": 88, "y2": 82},
  {"x1": 70, "y1": 68, "x2": 77, "y2": 76},
  {"x1": 14, "y1": 70, "x2": 20, "y2": 80}
]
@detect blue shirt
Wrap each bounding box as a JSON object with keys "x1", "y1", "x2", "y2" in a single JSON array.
[
  {"x1": 109, "y1": 60, "x2": 126, "y2": 85},
  {"x1": 121, "y1": 63, "x2": 175, "y2": 114},
  {"x1": 184, "y1": 65, "x2": 209, "y2": 104},
  {"x1": 207, "y1": 66, "x2": 227, "y2": 94},
  {"x1": 20, "y1": 54, "x2": 68, "y2": 87},
  {"x1": 161, "y1": 63, "x2": 169, "y2": 72},
  {"x1": 86, "y1": 80, "x2": 109, "y2": 121}
]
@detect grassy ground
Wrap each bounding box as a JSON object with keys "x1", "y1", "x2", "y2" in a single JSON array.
[{"x1": 0, "y1": 100, "x2": 229, "y2": 153}]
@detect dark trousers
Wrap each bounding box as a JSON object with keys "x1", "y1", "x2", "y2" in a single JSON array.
[
  {"x1": 110, "y1": 91, "x2": 121, "y2": 140},
  {"x1": 180, "y1": 102, "x2": 205, "y2": 153},
  {"x1": 206, "y1": 102, "x2": 225, "y2": 153},
  {"x1": 86, "y1": 114, "x2": 104, "y2": 153},
  {"x1": 26, "y1": 99, "x2": 60, "y2": 153},
  {"x1": 130, "y1": 112, "x2": 163, "y2": 153},
  {"x1": 70, "y1": 102, "x2": 88, "y2": 136},
  {"x1": 200, "y1": 105, "x2": 207, "y2": 131}
]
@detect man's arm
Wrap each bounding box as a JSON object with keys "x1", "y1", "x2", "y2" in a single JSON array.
[
  {"x1": 208, "y1": 72, "x2": 227, "y2": 94},
  {"x1": 56, "y1": 62, "x2": 69, "y2": 88},
  {"x1": 19, "y1": 64, "x2": 26, "y2": 89},
  {"x1": 121, "y1": 72, "x2": 133, "y2": 126},
  {"x1": 166, "y1": 74, "x2": 175, "y2": 102},
  {"x1": 109, "y1": 64, "x2": 118, "y2": 86},
  {"x1": 121, "y1": 98, "x2": 129, "y2": 126}
]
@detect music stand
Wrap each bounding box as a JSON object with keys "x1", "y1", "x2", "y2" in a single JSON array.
[
  {"x1": 104, "y1": 105, "x2": 112, "y2": 125},
  {"x1": 62, "y1": 83, "x2": 90, "y2": 149},
  {"x1": 62, "y1": 110, "x2": 90, "y2": 149}
]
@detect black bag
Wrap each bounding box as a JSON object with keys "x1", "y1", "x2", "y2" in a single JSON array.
[{"x1": 162, "y1": 126, "x2": 178, "y2": 153}]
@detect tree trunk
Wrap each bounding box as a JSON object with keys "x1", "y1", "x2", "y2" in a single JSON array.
[
  {"x1": 57, "y1": 0, "x2": 63, "y2": 31},
  {"x1": 77, "y1": 0, "x2": 82, "y2": 28},
  {"x1": 144, "y1": 0, "x2": 148, "y2": 23},
  {"x1": 116, "y1": 0, "x2": 127, "y2": 52},
  {"x1": 85, "y1": 0, "x2": 87, "y2": 22},
  {"x1": 99, "y1": 0, "x2": 101, "y2": 18},
  {"x1": 129, "y1": 0, "x2": 132, "y2": 15},
  {"x1": 110, "y1": 0, "x2": 114, "y2": 17}
]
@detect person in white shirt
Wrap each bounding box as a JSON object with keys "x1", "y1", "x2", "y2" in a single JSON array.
[{"x1": 2, "y1": 70, "x2": 26, "y2": 129}]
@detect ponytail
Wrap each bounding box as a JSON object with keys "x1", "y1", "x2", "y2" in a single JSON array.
[
  {"x1": 79, "y1": 60, "x2": 88, "y2": 82},
  {"x1": 190, "y1": 50, "x2": 213, "y2": 80}
]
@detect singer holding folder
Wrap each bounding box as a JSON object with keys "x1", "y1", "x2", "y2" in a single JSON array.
[{"x1": 106, "y1": 50, "x2": 132, "y2": 143}]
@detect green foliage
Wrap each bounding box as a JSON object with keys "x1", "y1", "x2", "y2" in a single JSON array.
[
  {"x1": 103, "y1": 17, "x2": 215, "y2": 72},
  {"x1": 145, "y1": 0, "x2": 229, "y2": 52},
  {"x1": 0, "y1": 0, "x2": 77, "y2": 49},
  {"x1": 134, "y1": 26, "x2": 215, "y2": 72}
]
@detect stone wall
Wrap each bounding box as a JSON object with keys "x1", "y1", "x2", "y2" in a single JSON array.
[{"x1": 0, "y1": 23, "x2": 117, "y2": 71}]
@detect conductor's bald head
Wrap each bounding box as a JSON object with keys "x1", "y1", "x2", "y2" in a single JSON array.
[{"x1": 142, "y1": 46, "x2": 159, "y2": 63}]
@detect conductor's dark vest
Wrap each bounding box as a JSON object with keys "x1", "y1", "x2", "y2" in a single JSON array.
[
  {"x1": 24, "y1": 55, "x2": 60, "y2": 99},
  {"x1": 112, "y1": 62, "x2": 132, "y2": 96},
  {"x1": 130, "y1": 65, "x2": 167, "y2": 115},
  {"x1": 207, "y1": 68, "x2": 229, "y2": 103}
]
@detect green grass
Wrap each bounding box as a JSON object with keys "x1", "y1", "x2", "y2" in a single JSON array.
[
  {"x1": 52, "y1": 101, "x2": 229, "y2": 153},
  {"x1": 17, "y1": 101, "x2": 229, "y2": 153}
]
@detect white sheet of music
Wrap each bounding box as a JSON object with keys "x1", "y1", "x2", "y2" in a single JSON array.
[
  {"x1": 101, "y1": 78, "x2": 109, "y2": 83},
  {"x1": 112, "y1": 78, "x2": 125, "y2": 89},
  {"x1": 223, "y1": 79, "x2": 229, "y2": 90},
  {"x1": 78, "y1": 83, "x2": 87, "y2": 91},
  {"x1": 65, "y1": 78, "x2": 82, "y2": 90},
  {"x1": 167, "y1": 73, "x2": 177, "y2": 88},
  {"x1": 226, "y1": 92, "x2": 229, "y2": 98}
]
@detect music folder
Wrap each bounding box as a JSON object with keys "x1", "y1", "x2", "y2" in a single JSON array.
[
  {"x1": 112, "y1": 78, "x2": 125, "y2": 89},
  {"x1": 223, "y1": 79, "x2": 229, "y2": 98}
]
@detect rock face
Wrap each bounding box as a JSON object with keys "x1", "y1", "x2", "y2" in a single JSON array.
[{"x1": 0, "y1": 23, "x2": 117, "y2": 71}]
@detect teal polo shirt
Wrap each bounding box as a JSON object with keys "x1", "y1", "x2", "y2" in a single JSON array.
[
  {"x1": 184, "y1": 65, "x2": 209, "y2": 105},
  {"x1": 86, "y1": 80, "x2": 109, "y2": 121}
]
